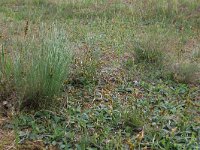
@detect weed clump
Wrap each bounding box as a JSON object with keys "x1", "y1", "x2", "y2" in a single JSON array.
[
  {"x1": 121, "y1": 108, "x2": 144, "y2": 129},
  {"x1": 134, "y1": 36, "x2": 165, "y2": 66},
  {"x1": 70, "y1": 45, "x2": 101, "y2": 88},
  {"x1": 172, "y1": 62, "x2": 200, "y2": 83}
]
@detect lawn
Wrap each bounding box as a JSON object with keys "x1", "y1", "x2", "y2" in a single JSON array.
[{"x1": 0, "y1": 0, "x2": 200, "y2": 149}]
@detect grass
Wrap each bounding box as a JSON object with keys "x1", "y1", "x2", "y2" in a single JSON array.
[
  {"x1": 1, "y1": 23, "x2": 73, "y2": 109},
  {"x1": 0, "y1": 0, "x2": 200, "y2": 149},
  {"x1": 134, "y1": 34, "x2": 165, "y2": 66}
]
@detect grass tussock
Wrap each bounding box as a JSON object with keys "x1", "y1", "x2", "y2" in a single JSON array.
[{"x1": 1, "y1": 23, "x2": 73, "y2": 109}]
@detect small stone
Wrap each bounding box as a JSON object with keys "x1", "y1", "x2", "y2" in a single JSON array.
[{"x1": 3, "y1": 101, "x2": 8, "y2": 106}]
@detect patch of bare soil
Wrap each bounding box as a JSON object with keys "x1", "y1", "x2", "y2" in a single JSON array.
[{"x1": 0, "y1": 117, "x2": 15, "y2": 150}]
